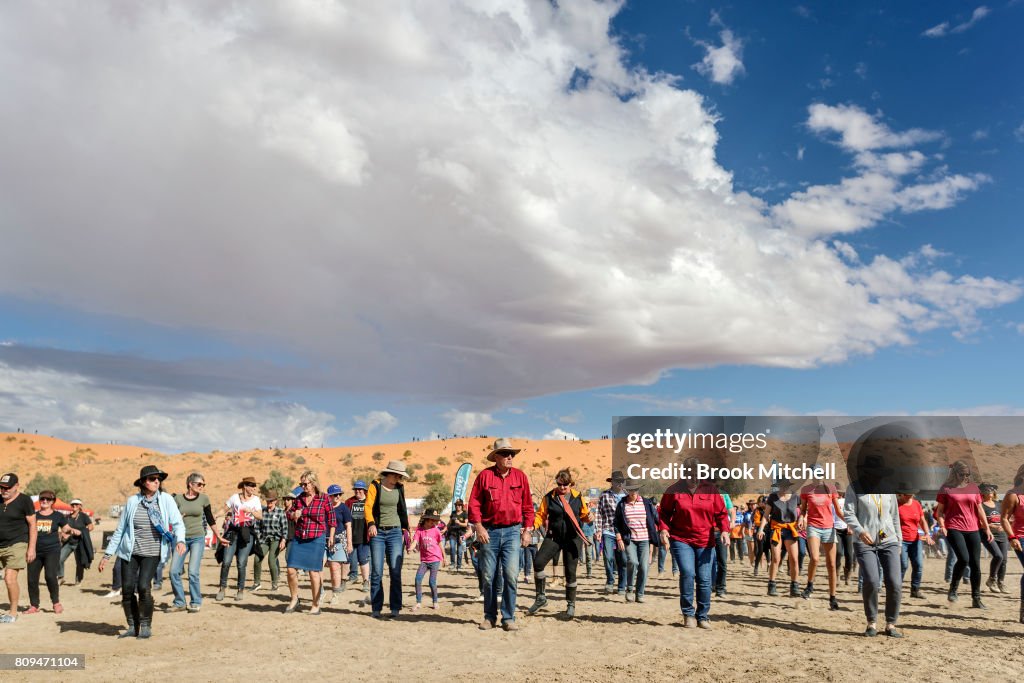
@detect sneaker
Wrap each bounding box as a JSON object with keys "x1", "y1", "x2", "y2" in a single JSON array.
[
  {"x1": 829, "y1": 595, "x2": 840, "y2": 611},
  {"x1": 53, "y1": 603, "x2": 63, "y2": 614},
  {"x1": 271, "y1": 583, "x2": 279, "y2": 591},
  {"x1": 216, "y1": 588, "x2": 225, "y2": 601},
  {"x1": 910, "y1": 588, "x2": 924, "y2": 599},
  {"x1": 617, "y1": 590, "x2": 626, "y2": 599},
  {"x1": 947, "y1": 590, "x2": 958, "y2": 603},
  {"x1": 800, "y1": 583, "x2": 814, "y2": 600},
  {"x1": 187, "y1": 604, "x2": 201, "y2": 613},
  {"x1": 998, "y1": 581, "x2": 1008, "y2": 594},
  {"x1": 23, "y1": 606, "x2": 39, "y2": 615},
  {"x1": 864, "y1": 625, "x2": 878, "y2": 637},
  {"x1": 683, "y1": 614, "x2": 697, "y2": 628},
  {"x1": 478, "y1": 619, "x2": 496, "y2": 630},
  {"x1": 0, "y1": 615, "x2": 16, "y2": 624},
  {"x1": 502, "y1": 621, "x2": 519, "y2": 632},
  {"x1": 412, "y1": 603, "x2": 422, "y2": 611},
  {"x1": 102, "y1": 589, "x2": 121, "y2": 599},
  {"x1": 884, "y1": 626, "x2": 903, "y2": 638},
  {"x1": 624, "y1": 591, "x2": 634, "y2": 603},
  {"x1": 251, "y1": 583, "x2": 263, "y2": 592},
  {"x1": 362, "y1": 580, "x2": 369, "y2": 593},
  {"x1": 164, "y1": 604, "x2": 186, "y2": 613},
  {"x1": 697, "y1": 620, "x2": 712, "y2": 630},
  {"x1": 987, "y1": 578, "x2": 998, "y2": 593},
  {"x1": 234, "y1": 589, "x2": 244, "y2": 601},
  {"x1": 431, "y1": 602, "x2": 439, "y2": 610},
  {"x1": 636, "y1": 596, "x2": 645, "y2": 604}
]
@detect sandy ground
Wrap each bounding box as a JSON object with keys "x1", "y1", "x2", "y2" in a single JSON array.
[{"x1": 1, "y1": 535, "x2": 1022, "y2": 682}]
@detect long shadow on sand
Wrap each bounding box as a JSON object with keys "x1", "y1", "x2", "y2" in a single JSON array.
[
  {"x1": 900, "y1": 622, "x2": 1021, "y2": 638},
  {"x1": 725, "y1": 613, "x2": 830, "y2": 635},
  {"x1": 570, "y1": 613, "x2": 663, "y2": 627},
  {"x1": 57, "y1": 620, "x2": 123, "y2": 636}
]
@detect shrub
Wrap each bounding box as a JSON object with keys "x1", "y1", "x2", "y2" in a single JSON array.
[
  {"x1": 403, "y1": 450, "x2": 413, "y2": 459},
  {"x1": 292, "y1": 455, "x2": 307, "y2": 465},
  {"x1": 372, "y1": 452, "x2": 385, "y2": 462},
  {"x1": 24, "y1": 473, "x2": 73, "y2": 502},
  {"x1": 424, "y1": 479, "x2": 449, "y2": 511},
  {"x1": 424, "y1": 472, "x2": 444, "y2": 486},
  {"x1": 436, "y1": 456, "x2": 449, "y2": 466},
  {"x1": 262, "y1": 470, "x2": 295, "y2": 499}
]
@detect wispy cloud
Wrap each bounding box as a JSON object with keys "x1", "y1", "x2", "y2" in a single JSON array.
[
  {"x1": 603, "y1": 394, "x2": 731, "y2": 412},
  {"x1": 923, "y1": 6, "x2": 991, "y2": 37},
  {"x1": 807, "y1": 103, "x2": 942, "y2": 152},
  {"x1": 543, "y1": 428, "x2": 579, "y2": 440},
  {"x1": 692, "y1": 13, "x2": 745, "y2": 85},
  {"x1": 350, "y1": 410, "x2": 398, "y2": 438},
  {"x1": 443, "y1": 410, "x2": 497, "y2": 435}
]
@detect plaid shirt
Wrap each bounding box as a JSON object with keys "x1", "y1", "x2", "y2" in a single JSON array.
[
  {"x1": 288, "y1": 493, "x2": 336, "y2": 541},
  {"x1": 258, "y1": 506, "x2": 287, "y2": 542},
  {"x1": 596, "y1": 489, "x2": 624, "y2": 537}
]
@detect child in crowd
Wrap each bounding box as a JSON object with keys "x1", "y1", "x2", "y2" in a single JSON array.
[{"x1": 412, "y1": 509, "x2": 447, "y2": 609}]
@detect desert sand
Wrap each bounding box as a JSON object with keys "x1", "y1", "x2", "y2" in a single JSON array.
[{"x1": 0, "y1": 534, "x2": 1021, "y2": 682}]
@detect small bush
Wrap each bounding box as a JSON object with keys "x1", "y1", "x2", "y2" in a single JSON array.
[
  {"x1": 436, "y1": 456, "x2": 449, "y2": 466},
  {"x1": 403, "y1": 449, "x2": 413, "y2": 459},
  {"x1": 372, "y1": 452, "x2": 385, "y2": 462},
  {"x1": 292, "y1": 455, "x2": 307, "y2": 465},
  {"x1": 424, "y1": 480, "x2": 449, "y2": 511},
  {"x1": 424, "y1": 472, "x2": 444, "y2": 486},
  {"x1": 262, "y1": 470, "x2": 295, "y2": 499}
]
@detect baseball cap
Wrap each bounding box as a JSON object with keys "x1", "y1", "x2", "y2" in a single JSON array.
[
  {"x1": 0, "y1": 473, "x2": 17, "y2": 487},
  {"x1": 353, "y1": 480, "x2": 368, "y2": 490},
  {"x1": 327, "y1": 484, "x2": 343, "y2": 496}
]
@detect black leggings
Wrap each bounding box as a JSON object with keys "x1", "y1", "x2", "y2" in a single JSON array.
[
  {"x1": 754, "y1": 534, "x2": 771, "y2": 569},
  {"x1": 534, "y1": 537, "x2": 581, "y2": 589},
  {"x1": 27, "y1": 549, "x2": 61, "y2": 607},
  {"x1": 121, "y1": 554, "x2": 160, "y2": 623},
  {"x1": 947, "y1": 529, "x2": 982, "y2": 595},
  {"x1": 982, "y1": 536, "x2": 1008, "y2": 582},
  {"x1": 837, "y1": 529, "x2": 855, "y2": 575}
]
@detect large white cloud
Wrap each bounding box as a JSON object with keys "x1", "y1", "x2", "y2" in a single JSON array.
[
  {"x1": 0, "y1": 362, "x2": 336, "y2": 452},
  {"x1": 350, "y1": 410, "x2": 398, "y2": 438},
  {"x1": 0, "y1": 0, "x2": 1017, "y2": 411}
]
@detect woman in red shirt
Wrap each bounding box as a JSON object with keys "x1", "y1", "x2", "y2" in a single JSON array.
[
  {"x1": 999, "y1": 463, "x2": 1024, "y2": 623},
  {"x1": 934, "y1": 460, "x2": 992, "y2": 608},
  {"x1": 896, "y1": 485, "x2": 933, "y2": 599},
  {"x1": 658, "y1": 457, "x2": 730, "y2": 629},
  {"x1": 797, "y1": 466, "x2": 843, "y2": 609}
]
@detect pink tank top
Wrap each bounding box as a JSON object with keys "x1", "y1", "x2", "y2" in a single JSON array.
[{"x1": 1014, "y1": 493, "x2": 1024, "y2": 538}]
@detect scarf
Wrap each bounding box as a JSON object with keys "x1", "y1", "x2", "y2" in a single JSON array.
[{"x1": 140, "y1": 494, "x2": 175, "y2": 543}]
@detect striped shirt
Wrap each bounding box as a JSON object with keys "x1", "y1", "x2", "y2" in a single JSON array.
[
  {"x1": 623, "y1": 498, "x2": 649, "y2": 541},
  {"x1": 131, "y1": 504, "x2": 163, "y2": 557}
]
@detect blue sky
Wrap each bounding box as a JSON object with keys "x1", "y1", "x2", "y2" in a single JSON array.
[{"x1": 0, "y1": 2, "x2": 1021, "y2": 452}]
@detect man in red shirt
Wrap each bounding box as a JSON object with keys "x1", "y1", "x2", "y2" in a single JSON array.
[{"x1": 467, "y1": 438, "x2": 534, "y2": 632}]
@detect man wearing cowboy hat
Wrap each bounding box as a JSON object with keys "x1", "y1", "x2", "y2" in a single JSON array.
[
  {"x1": 467, "y1": 439, "x2": 534, "y2": 631},
  {"x1": 596, "y1": 470, "x2": 628, "y2": 595}
]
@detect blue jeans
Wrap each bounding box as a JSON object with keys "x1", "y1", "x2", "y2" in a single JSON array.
[
  {"x1": 479, "y1": 525, "x2": 522, "y2": 625},
  {"x1": 901, "y1": 539, "x2": 924, "y2": 590},
  {"x1": 670, "y1": 540, "x2": 715, "y2": 621},
  {"x1": 369, "y1": 528, "x2": 404, "y2": 615},
  {"x1": 657, "y1": 544, "x2": 667, "y2": 573},
  {"x1": 447, "y1": 537, "x2": 466, "y2": 570},
  {"x1": 625, "y1": 540, "x2": 651, "y2": 597},
  {"x1": 171, "y1": 536, "x2": 206, "y2": 607},
  {"x1": 219, "y1": 532, "x2": 254, "y2": 590},
  {"x1": 348, "y1": 544, "x2": 369, "y2": 579},
  {"x1": 602, "y1": 534, "x2": 626, "y2": 590}
]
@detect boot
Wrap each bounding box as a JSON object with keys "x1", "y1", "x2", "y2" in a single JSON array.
[
  {"x1": 910, "y1": 587, "x2": 923, "y2": 599},
  {"x1": 767, "y1": 580, "x2": 777, "y2": 596},
  {"x1": 971, "y1": 594, "x2": 986, "y2": 609},
  {"x1": 137, "y1": 619, "x2": 152, "y2": 639},
  {"x1": 118, "y1": 599, "x2": 140, "y2": 638},
  {"x1": 565, "y1": 585, "x2": 577, "y2": 619},
  {"x1": 526, "y1": 577, "x2": 547, "y2": 615},
  {"x1": 789, "y1": 581, "x2": 800, "y2": 598},
  {"x1": 800, "y1": 582, "x2": 814, "y2": 599}
]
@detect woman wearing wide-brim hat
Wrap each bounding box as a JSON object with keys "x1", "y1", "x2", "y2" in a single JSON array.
[
  {"x1": 215, "y1": 476, "x2": 264, "y2": 602},
  {"x1": 98, "y1": 465, "x2": 185, "y2": 639},
  {"x1": 364, "y1": 460, "x2": 410, "y2": 618}
]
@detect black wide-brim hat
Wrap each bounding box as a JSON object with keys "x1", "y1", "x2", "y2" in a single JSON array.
[{"x1": 134, "y1": 464, "x2": 169, "y2": 488}]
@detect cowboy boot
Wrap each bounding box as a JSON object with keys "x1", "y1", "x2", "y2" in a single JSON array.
[
  {"x1": 526, "y1": 576, "x2": 547, "y2": 615},
  {"x1": 565, "y1": 584, "x2": 577, "y2": 619}
]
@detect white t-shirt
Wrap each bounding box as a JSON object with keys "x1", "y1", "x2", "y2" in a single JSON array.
[
  {"x1": 227, "y1": 493, "x2": 262, "y2": 526},
  {"x1": 833, "y1": 497, "x2": 848, "y2": 530}
]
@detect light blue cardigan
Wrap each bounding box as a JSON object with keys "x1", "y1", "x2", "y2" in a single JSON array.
[{"x1": 104, "y1": 491, "x2": 186, "y2": 563}]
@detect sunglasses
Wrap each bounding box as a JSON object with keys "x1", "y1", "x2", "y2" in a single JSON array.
[
  {"x1": 193, "y1": 482, "x2": 206, "y2": 488},
  {"x1": 331, "y1": 493, "x2": 343, "y2": 498},
  {"x1": 40, "y1": 497, "x2": 55, "y2": 502},
  {"x1": 145, "y1": 475, "x2": 162, "y2": 482},
  {"x1": 0, "y1": 486, "x2": 10, "y2": 492},
  {"x1": 495, "y1": 452, "x2": 516, "y2": 458},
  {"x1": 301, "y1": 482, "x2": 313, "y2": 487}
]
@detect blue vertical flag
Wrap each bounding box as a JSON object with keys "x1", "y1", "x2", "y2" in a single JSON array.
[{"x1": 452, "y1": 463, "x2": 472, "y2": 508}]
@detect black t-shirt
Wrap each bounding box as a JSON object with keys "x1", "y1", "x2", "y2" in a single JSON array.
[
  {"x1": 35, "y1": 510, "x2": 68, "y2": 554},
  {"x1": 349, "y1": 499, "x2": 366, "y2": 545},
  {"x1": 447, "y1": 510, "x2": 468, "y2": 537},
  {"x1": 66, "y1": 512, "x2": 93, "y2": 545},
  {"x1": 767, "y1": 493, "x2": 801, "y2": 524},
  {"x1": 0, "y1": 493, "x2": 36, "y2": 547}
]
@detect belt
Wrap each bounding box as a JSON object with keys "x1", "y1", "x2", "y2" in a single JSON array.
[
  {"x1": 485, "y1": 523, "x2": 520, "y2": 530},
  {"x1": 377, "y1": 525, "x2": 400, "y2": 531}
]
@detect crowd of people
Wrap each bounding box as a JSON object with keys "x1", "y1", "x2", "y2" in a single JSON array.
[{"x1": 1, "y1": 443, "x2": 1023, "y2": 639}]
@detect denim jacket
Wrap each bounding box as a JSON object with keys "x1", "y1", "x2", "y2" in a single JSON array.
[{"x1": 104, "y1": 492, "x2": 186, "y2": 563}]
